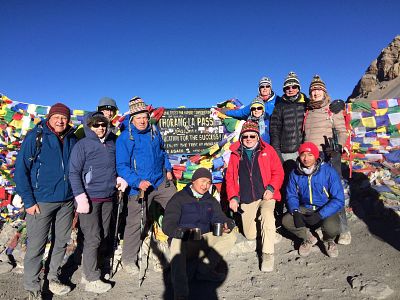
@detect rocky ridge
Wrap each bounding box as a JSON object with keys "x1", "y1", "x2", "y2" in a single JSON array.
[{"x1": 349, "y1": 35, "x2": 400, "y2": 101}]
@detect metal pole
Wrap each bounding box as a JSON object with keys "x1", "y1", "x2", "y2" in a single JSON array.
[{"x1": 110, "y1": 190, "x2": 123, "y2": 279}]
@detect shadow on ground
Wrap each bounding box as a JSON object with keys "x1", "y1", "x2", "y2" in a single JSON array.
[{"x1": 347, "y1": 171, "x2": 400, "y2": 251}]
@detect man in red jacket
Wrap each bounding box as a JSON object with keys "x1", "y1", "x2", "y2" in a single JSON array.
[{"x1": 226, "y1": 121, "x2": 284, "y2": 272}]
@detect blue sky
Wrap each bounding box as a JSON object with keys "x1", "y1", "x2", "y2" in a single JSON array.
[{"x1": 1, "y1": 0, "x2": 399, "y2": 113}]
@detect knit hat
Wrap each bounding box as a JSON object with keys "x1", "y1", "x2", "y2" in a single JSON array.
[
  {"x1": 48, "y1": 103, "x2": 71, "y2": 121},
  {"x1": 259, "y1": 77, "x2": 272, "y2": 89},
  {"x1": 98, "y1": 97, "x2": 118, "y2": 111},
  {"x1": 309, "y1": 75, "x2": 327, "y2": 94},
  {"x1": 129, "y1": 96, "x2": 148, "y2": 115},
  {"x1": 283, "y1": 71, "x2": 301, "y2": 90},
  {"x1": 250, "y1": 98, "x2": 265, "y2": 109},
  {"x1": 240, "y1": 121, "x2": 260, "y2": 137},
  {"x1": 192, "y1": 167, "x2": 212, "y2": 182},
  {"x1": 298, "y1": 142, "x2": 320, "y2": 159}
]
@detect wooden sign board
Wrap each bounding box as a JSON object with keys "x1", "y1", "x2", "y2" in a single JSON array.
[{"x1": 158, "y1": 108, "x2": 224, "y2": 154}]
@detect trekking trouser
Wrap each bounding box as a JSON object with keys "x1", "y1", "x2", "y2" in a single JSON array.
[
  {"x1": 121, "y1": 179, "x2": 176, "y2": 265},
  {"x1": 79, "y1": 201, "x2": 113, "y2": 281},
  {"x1": 240, "y1": 199, "x2": 276, "y2": 254},
  {"x1": 24, "y1": 201, "x2": 74, "y2": 292}
]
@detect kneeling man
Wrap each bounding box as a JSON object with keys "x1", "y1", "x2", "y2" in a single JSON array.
[
  {"x1": 282, "y1": 142, "x2": 344, "y2": 258},
  {"x1": 163, "y1": 168, "x2": 237, "y2": 300}
]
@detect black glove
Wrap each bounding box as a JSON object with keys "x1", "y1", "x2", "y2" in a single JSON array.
[
  {"x1": 329, "y1": 99, "x2": 345, "y2": 114},
  {"x1": 173, "y1": 227, "x2": 189, "y2": 239},
  {"x1": 226, "y1": 219, "x2": 236, "y2": 231},
  {"x1": 322, "y1": 136, "x2": 334, "y2": 155},
  {"x1": 293, "y1": 211, "x2": 305, "y2": 228},
  {"x1": 304, "y1": 212, "x2": 322, "y2": 226}
]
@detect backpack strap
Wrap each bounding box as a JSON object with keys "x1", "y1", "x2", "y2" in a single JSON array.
[{"x1": 28, "y1": 124, "x2": 43, "y2": 164}]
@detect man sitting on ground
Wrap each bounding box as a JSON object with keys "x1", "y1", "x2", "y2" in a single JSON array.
[
  {"x1": 282, "y1": 142, "x2": 344, "y2": 258},
  {"x1": 162, "y1": 168, "x2": 237, "y2": 300}
]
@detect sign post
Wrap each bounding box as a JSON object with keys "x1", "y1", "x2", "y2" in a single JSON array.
[{"x1": 158, "y1": 108, "x2": 224, "y2": 154}]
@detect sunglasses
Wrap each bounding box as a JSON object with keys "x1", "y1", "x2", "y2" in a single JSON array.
[
  {"x1": 259, "y1": 85, "x2": 271, "y2": 89},
  {"x1": 92, "y1": 123, "x2": 107, "y2": 128},
  {"x1": 251, "y1": 106, "x2": 264, "y2": 111},
  {"x1": 284, "y1": 85, "x2": 299, "y2": 91},
  {"x1": 242, "y1": 134, "x2": 257, "y2": 139}
]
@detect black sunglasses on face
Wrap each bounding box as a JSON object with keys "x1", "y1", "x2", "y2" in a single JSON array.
[
  {"x1": 242, "y1": 134, "x2": 257, "y2": 139},
  {"x1": 92, "y1": 123, "x2": 107, "y2": 128},
  {"x1": 259, "y1": 85, "x2": 270, "y2": 89},
  {"x1": 251, "y1": 106, "x2": 264, "y2": 111},
  {"x1": 284, "y1": 85, "x2": 299, "y2": 91}
]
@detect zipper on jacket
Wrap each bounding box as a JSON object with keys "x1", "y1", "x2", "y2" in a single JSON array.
[
  {"x1": 308, "y1": 174, "x2": 315, "y2": 210},
  {"x1": 35, "y1": 162, "x2": 41, "y2": 188}
]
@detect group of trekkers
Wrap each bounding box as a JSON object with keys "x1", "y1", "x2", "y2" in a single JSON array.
[{"x1": 14, "y1": 71, "x2": 352, "y2": 300}]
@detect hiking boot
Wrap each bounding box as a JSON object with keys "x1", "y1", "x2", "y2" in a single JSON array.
[
  {"x1": 325, "y1": 241, "x2": 339, "y2": 258},
  {"x1": 196, "y1": 269, "x2": 226, "y2": 282},
  {"x1": 260, "y1": 253, "x2": 274, "y2": 272},
  {"x1": 337, "y1": 231, "x2": 352, "y2": 245},
  {"x1": 121, "y1": 262, "x2": 139, "y2": 274},
  {"x1": 28, "y1": 290, "x2": 42, "y2": 300},
  {"x1": 48, "y1": 279, "x2": 71, "y2": 296},
  {"x1": 298, "y1": 234, "x2": 318, "y2": 257},
  {"x1": 84, "y1": 279, "x2": 112, "y2": 293}
]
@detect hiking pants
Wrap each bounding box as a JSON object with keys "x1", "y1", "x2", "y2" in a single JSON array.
[
  {"x1": 240, "y1": 199, "x2": 276, "y2": 254},
  {"x1": 79, "y1": 201, "x2": 113, "y2": 281},
  {"x1": 282, "y1": 207, "x2": 340, "y2": 241},
  {"x1": 24, "y1": 201, "x2": 74, "y2": 292},
  {"x1": 121, "y1": 179, "x2": 176, "y2": 264}
]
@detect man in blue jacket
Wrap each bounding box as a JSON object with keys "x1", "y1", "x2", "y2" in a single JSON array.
[
  {"x1": 15, "y1": 103, "x2": 77, "y2": 299},
  {"x1": 116, "y1": 96, "x2": 176, "y2": 274},
  {"x1": 282, "y1": 142, "x2": 344, "y2": 258}
]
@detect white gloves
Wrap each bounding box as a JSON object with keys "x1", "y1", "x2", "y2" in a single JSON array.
[
  {"x1": 75, "y1": 193, "x2": 90, "y2": 214},
  {"x1": 116, "y1": 177, "x2": 129, "y2": 192}
]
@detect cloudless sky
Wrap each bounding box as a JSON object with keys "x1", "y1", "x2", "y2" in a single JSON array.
[{"x1": 1, "y1": 0, "x2": 399, "y2": 113}]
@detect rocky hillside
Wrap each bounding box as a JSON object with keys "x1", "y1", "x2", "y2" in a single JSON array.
[{"x1": 348, "y1": 35, "x2": 400, "y2": 101}]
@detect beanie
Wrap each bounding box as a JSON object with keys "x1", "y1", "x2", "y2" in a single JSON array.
[
  {"x1": 298, "y1": 142, "x2": 320, "y2": 159},
  {"x1": 309, "y1": 75, "x2": 327, "y2": 94},
  {"x1": 48, "y1": 103, "x2": 71, "y2": 121},
  {"x1": 129, "y1": 96, "x2": 148, "y2": 115},
  {"x1": 283, "y1": 71, "x2": 301, "y2": 90},
  {"x1": 259, "y1": 77, "x2": 272, "y2": 89},
  {"x1": 192, "y1": 168, "x2": 212, "y2": 182},
  {"x1": 250, "y1": 98, "x2": 265, "y2": 109},
  {"x1": 98, "y1": 97, "x2": 118, "y2": 111},
  {"x1": 240, "y1": 121, "x2": 260, "y2": 138}
]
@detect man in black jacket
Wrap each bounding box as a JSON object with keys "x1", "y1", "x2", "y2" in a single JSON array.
[
  {"x1": 270, "y1": 71, "x2": 309, "y2": 163},
  {"x1": 270, "y1": 72, "x2": 309, "y2": 217},
  {"x1": 162, "y1": 168, "x2": 237, "y2": 300}
]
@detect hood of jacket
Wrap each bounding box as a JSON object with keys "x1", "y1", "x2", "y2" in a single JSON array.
[{"x1": 82, "y1": 111, "x2": 112, "y2": 141}]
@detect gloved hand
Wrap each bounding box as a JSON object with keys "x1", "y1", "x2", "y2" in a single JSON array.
[
  {"x1": 226, "y1": 219, "x2": 236, "y2": 231},
  {"x1": 329, "y1": 99, "x2": 345, "y2": 114},
  {"x1": 173, "y1": 227, "x2": 189, "y2": 239},
  {"x1": 293, "y1": 211, "x2": 305, "y2": 228},
  {"x1": 116, "y1": 177, "x2": 128, "y2": 192},
  {"x1": 75, "y1": 193, "x2": 90, "y2": 214},
  {"x1": 304, "y1": 211, "x2": 322, "y2": 226}
]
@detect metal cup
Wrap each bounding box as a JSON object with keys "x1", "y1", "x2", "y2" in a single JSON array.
[
  {"x1": 213, "y1": 223, "x2": 223, "y2": 236},
  {"x1": 190, "y1": 228, "x2": 202, "y2": 240}
]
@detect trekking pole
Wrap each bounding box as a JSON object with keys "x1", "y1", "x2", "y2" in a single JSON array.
[
  {"x1": 137, "y1": 189, "x2": 145, "y2": 287},
  {"x1": 110, "y1": 190, "x2": 123, "y2": 279}
]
